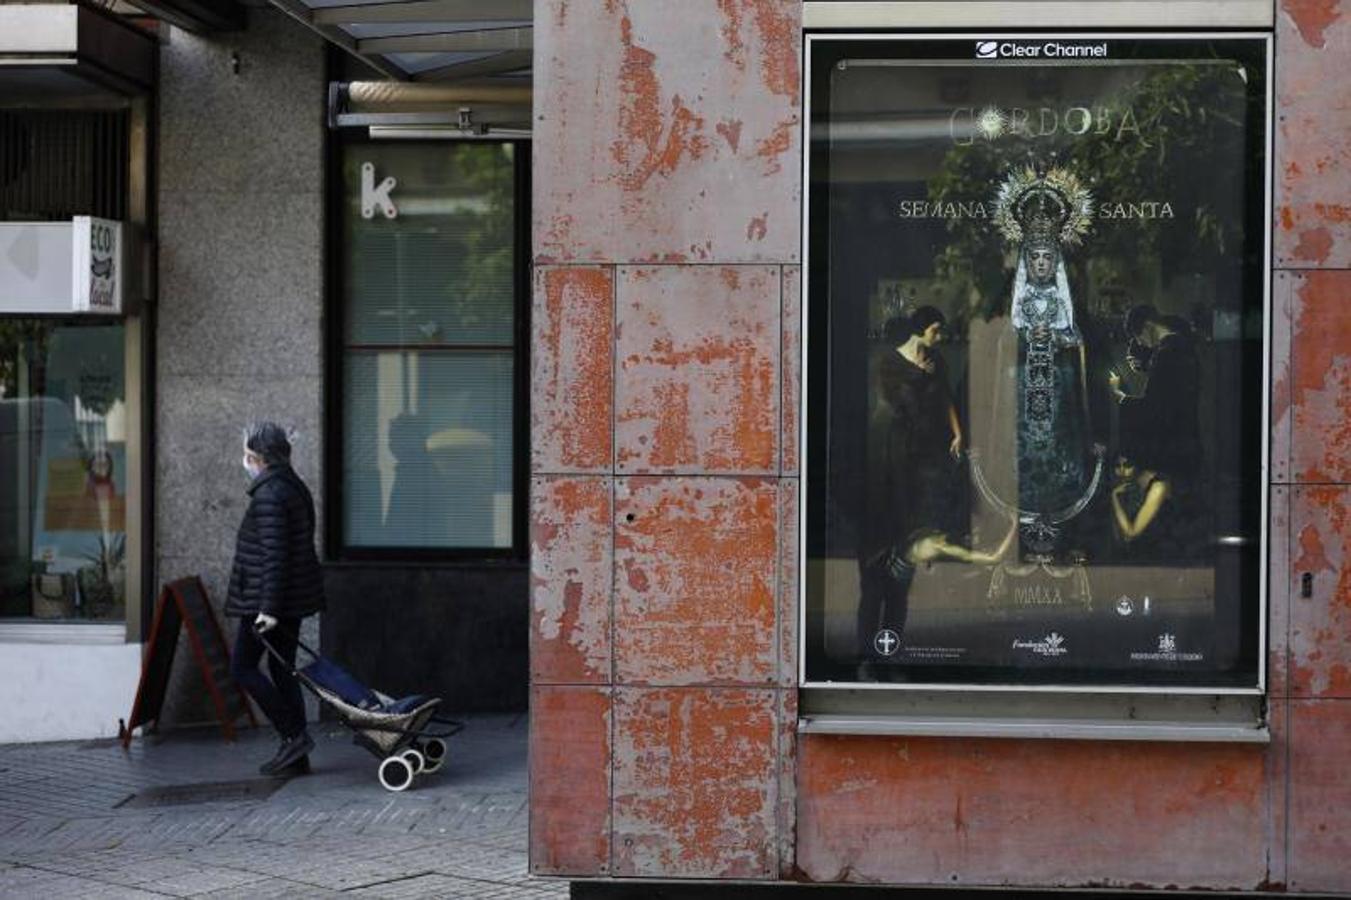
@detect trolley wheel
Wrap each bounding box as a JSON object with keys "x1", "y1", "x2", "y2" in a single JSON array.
[
  {"x1": 378, "y1": 755, "x2": 414, "y2": 792},
  {"x1": 422, "y1": 738, "x2": 448, "y2": 774},
  {"x1": 401, "y1": 748, "x2": 425, "y2": 774}
]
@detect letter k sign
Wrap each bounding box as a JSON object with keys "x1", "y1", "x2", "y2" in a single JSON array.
[{"x1": 361, "y1": 161, "x2": 398, "y2": 219}]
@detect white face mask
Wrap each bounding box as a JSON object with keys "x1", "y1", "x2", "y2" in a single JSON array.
[{"x1": 243, "y1": 454, "x2": 263, "y2": 479}]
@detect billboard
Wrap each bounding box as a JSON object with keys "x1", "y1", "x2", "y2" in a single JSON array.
[{"x1": 802, "y1": 35, "x2": 1270, "y2": 690}]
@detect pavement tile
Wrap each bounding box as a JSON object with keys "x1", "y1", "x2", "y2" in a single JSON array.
[
  {"x1": 195, "y1": 881, "x2": 342, "y2": 900},
  {"x1": 0, "y1": 865, "x2": 164, "y2": 898},
  {"x1": 0, "y1": 715, "x2": 539, "y2": 898}
]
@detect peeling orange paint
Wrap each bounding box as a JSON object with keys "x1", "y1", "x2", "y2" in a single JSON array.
[
  {"x1": 1291, "y1": 274, "x2": 1351, "y2": 409},
  {"x1": 782, "y1": 267, "x2": 801, "y2": 475},
  {"x1": 614, "y1": 688, "x2": 776, "y2": 878},
  {"x1": 746, "y1": 214, "x2": 769, "y2": 241},
  {"x1": 1295, "y1": 523, "x2": 1333, "y2": 575},
  {"x1": 612, "y1": 10, "x2": 713, "y2": 193},
  {"x1": 797, "y1": 735, "x2": 1266, "y2": 886},
  {"x1": 755, "y1": 116, "x2": 798, "y2": 175},
  {"x1": 1282, "y1": 0, "x2": 1342, "y2": 48},
  {"x1": 531, "y1": 476, "x2": 612, "y2": 684},
  {"x1": 717, "y1": 118, "x2": 744, "y2": 153},
  {"x1": 751, "y1": 0, "x2": 801, "y2": 106},
  {"x1": 715, "y1": 0, "x2": 748, "y2": 71},
  {"x1": 530, "y1": 687, "x2": 612, "y2": 875},
  {"x1": 1290, "y1": 487, "x2": 1351, "y2": 698},
  {"x1": 537, "y1": 268, "x2": 613, "y2": 471},
  {"x1": 1313, "y1": 202, "x2": 1351, "y2": 223},
  {"x1": 647, "y1": 381, "x2": 698, "y2": 468},
  {"x1": 614, "y1": 478, "x2": 778, "y2": 685},
  {"x1": 1280, "y1": 206, "x2": 1296, "y2": 231},
  {"x1": 1291, "y1": 274, "x2": 1351, "y2": 483},
  {"x1": 1292, "y1": 227, "x2": 1334, "y2": 263},
  {"x1": 616, "y1": 268, "x2": 779, "y2": 473}
]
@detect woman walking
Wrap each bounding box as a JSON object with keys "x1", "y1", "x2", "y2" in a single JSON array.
[{"x1": 226, "y1": 422, "x2": 326, "y2": 776}]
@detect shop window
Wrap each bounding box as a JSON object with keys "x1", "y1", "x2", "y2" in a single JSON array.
[
  {"x1": 334, "y1": 140, "x2": 526, "y2": 556},
  {"x1": 803, "y1": 35, "x2": 1269, "y2": 692},
  {"x1": 0, "y1": 321, "x2": 128, "y2": 621}
]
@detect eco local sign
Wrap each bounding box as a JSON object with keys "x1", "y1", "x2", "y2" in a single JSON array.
[{"x1": 0, "y1": 216, "x2": 123, "y2": 314}]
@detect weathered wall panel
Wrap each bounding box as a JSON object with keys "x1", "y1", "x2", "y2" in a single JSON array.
[
  {"x1": 530, "y1": 686, "x2": 613, "y2": 876},
  {"x1": 533, "y1": 0, "x2": 802, "y2": 264},
  {"x1": 613, "y1": 477, "x2": 778, "y2": 686},
  {"x1": 532, "y1": 266, "x2": 615, "y2": 474},
  {"x1": 1274, "y1": 0, "x2": 1351, "y2": 269},
  {"x1": 531, "y1": 476, "x2": 613, "y2": 684},
  {"x1": 781, "y1": 265, "x2": 801, "y2": 476},
  {"x1": 612, "y1": 687, "x2": 778, "y2": 879},
  {"x1": 1271, "y1": 271, "x2": 1295, "y2": 484},
  {"x1": 1287, "y1": 272, "x2": 1351, "y2": 484},
  {"x1": 1289, "y1": 485, "x2": 1351, "y2": 698},
  {"x1": 1270, "y1": 485, "x2": 1292, "y2": 698},
  {"x1": 1287, "y1": 698, "x2": 1351, "y2": 892},
  {"x1": 615, "y1": 266, "x2": 780, "y2": 475},
  {"x1": 778, "y1": 479, "x2": 799, "y2": 688},
  {"x1": 796, "y1": 734, "x2": 1270, "y2": 889}
]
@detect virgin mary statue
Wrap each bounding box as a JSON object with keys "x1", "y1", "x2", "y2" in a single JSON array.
[{"x1": 971, "y1": 163, "x2": 1104, "y2": 555}]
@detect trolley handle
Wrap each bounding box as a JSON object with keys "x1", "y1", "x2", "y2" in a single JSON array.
[{"x1": 253, "y1": 621, "x2": 322, "y2": 674}]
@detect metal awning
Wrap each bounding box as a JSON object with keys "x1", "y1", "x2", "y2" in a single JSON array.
[
  {"x1": 268, "y1": 0, "x2": 532, "y2": 83},
  {"x1": 0, "y1": 4, "x2": 157, "y2": 102},
  {"x1": 270, "y1": 1, "x2": 533, "y2": 137}
]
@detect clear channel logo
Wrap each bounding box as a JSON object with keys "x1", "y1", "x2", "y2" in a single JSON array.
[{"x1": 975, "y1": 40, "x2": 1109, "y2": 60}]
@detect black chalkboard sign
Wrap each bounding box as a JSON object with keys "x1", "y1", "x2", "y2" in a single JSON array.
[{"x1": 120, "y1": 576, "x2": 255, "y2": 747}]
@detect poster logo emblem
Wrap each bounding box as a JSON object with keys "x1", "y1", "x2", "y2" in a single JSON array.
[
  {"x1": 1115, "y1": 596, "x2": 1134, "y2": 616},
  {"x1": 975, "y1": 40, "x2": 998, "y2": 59},
  {"x1": 1130, "y1": 632, "x2": 1203, "y2": 662},
  {"x1": 1012, "y1": 631, "x2": 1068, "y2": 657},
  {"x1": 873, "y1": 628, "x2": 901, "y2": 657}
]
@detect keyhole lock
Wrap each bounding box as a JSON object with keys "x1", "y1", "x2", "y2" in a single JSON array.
[{"x1": 1301, "y1": 571, "x2": 1313, "y2": 599}]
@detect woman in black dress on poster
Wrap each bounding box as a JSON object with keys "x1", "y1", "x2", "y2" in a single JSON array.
[{"x1": 857, "y1": 308, "x2": 964, "y2": 660}]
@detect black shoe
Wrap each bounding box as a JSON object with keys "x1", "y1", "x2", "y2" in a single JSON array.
[
  {"x1": 276, "y1": 755, "x2": 311, "y2": 776},
  {"x1": 260, "y1": 731, "x2": 315, "y2": 777}
]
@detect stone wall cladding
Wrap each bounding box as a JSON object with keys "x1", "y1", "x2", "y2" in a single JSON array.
[
  {"x1": 156, "y1": 11, "x2": 325, "y2": 727},
  {"x1": 530, "y1": 0, "x2": 1351, "y2": 892},
  {"x1": 1273, "y1": 3, "x2": 1351, "y2": 891},
  {"x1": 530, "y1": 0, "x2": 802, "y2": 884}
]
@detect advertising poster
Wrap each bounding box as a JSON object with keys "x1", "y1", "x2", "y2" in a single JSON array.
[{"x1": 803, "y1": 35, "x2": 1268, "y2": 689}]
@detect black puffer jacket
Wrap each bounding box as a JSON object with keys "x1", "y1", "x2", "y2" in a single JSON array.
[{"x1": 225, "y1": 465, "x2": 325, "y2": 619}]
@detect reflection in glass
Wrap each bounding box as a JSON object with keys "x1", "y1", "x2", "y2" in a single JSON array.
[
  {"x1": 807, "y1": 39, "x2": 1265, "y2": 688},
  {"x1": 341, "y1": 142, "x2": 517, "y2": 550},
  {"x1": 0, "y1": 322, "x2": 127, "y2": 621}
]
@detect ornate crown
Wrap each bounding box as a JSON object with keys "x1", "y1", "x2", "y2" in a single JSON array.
[{"x1": 993, "y1": 163, "x2": 1094, "y2": 249}]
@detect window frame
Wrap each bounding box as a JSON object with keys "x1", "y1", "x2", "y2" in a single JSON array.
[
  {"x1": 324, "y1": 131, "x2": 531, "y2": 563},
  {"x1": 798, "y1": 31, "x2": 1273, "y2": 696}
]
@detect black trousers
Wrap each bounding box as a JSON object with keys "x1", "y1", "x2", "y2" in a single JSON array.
[{"x1": 231, "y1": 616, "x2": 306, "y2": 740}]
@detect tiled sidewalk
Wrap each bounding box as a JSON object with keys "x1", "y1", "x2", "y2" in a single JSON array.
[{"x1": 0, "y1": 715, "x2": 564, "y2": 898}]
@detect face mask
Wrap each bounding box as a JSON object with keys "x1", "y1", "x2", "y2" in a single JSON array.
[{"x1": 243, "y1": 456, "x2": 263, "y2": 479}]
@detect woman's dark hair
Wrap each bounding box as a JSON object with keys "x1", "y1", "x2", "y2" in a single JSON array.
[
  {"x1": 884, "y1": 306, "x2": 946, "y2": 343},
  {"x1": 1123, "y1": 304, "x2": 1158, "y2": 339},
  {"x1": 244, "y1": 421, "x2": 292, "y2": 467}
]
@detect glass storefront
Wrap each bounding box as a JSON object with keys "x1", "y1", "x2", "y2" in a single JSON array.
[
  {"x1": 338, "y1": 141, "x2": 522, "y2": 552},
  {"x1": 0, "y1": 320, "x2": 128, "y2": 621},
  {"x1": 804, "y1": 35, "x2": 1269, "y2": 689}
]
